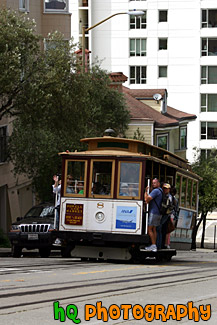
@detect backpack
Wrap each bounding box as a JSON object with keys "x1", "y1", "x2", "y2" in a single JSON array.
[
  {"x1": 153, "y1": 188, "x2": 173, "y2": 215},
  {"x1": 171, "y1": 196, "x2": 180, "y2": 220}
]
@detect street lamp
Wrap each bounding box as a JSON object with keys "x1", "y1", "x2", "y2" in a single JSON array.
[{"x1": 82, "y1": 10, "x2": 145, "y2": 72}]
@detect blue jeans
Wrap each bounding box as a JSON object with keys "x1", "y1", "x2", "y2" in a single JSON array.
[{"x1": 55, "y1": 206, "x2": 60, "y2": 229}]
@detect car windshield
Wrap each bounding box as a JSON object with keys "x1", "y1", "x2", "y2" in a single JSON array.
[{"x1": 25, "y1": 206, "x2": 55, "y2": 218}]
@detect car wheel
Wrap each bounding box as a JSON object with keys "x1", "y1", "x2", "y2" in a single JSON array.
[
  {"x1": 39, "y1": 248, "x2": 51, "y2": 258},
  {"x1": 11, "y1": 245, "x2": 22, "y2": 258}
]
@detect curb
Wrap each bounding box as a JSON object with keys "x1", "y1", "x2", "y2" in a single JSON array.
[
  {"x1": 0, "y1": 248, "x2": 62, "y2": 258},
  {"x1": 0, "y1": 248, "x2": 11, "y2": 257}
]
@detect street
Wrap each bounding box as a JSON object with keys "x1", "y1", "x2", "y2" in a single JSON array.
[{"x1": 0, "y1": 250, "x2": 217, "y2": 324}]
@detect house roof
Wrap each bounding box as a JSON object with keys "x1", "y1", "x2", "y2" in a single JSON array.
[
  {"x1": 125, "y1": 88, "x2": 167, "y2": 99},
  {"x1": 122, "y1": 86, "x2": 196, "y2": 127},
  {"x1": 109, "y1": 72, "x2": 128, "y2": 83}
]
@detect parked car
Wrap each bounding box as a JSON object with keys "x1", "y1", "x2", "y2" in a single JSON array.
[{"x1": 8, "y1": 202, "x2": 60, "y2": 258}]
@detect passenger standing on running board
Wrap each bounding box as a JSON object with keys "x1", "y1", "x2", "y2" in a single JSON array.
[
  {"x1": 52, "y1": 175, "x2": 61, "y2": 229},
  {"x1": 144, "y1": 178, "x2": 163, "y2": 252}
]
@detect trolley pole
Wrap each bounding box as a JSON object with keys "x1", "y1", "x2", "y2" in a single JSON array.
[{"x1": 145, "y1": 179, "x2": 150, "y2": 234}]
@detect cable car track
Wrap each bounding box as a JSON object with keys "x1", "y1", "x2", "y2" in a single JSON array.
[{"x1": 1, "y1": 263, "x2": 217, "y2": 314}]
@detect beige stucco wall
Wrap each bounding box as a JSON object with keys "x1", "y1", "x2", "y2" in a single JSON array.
[
  {"x1": 0, "y1": 160, "x2": 33, "y2": 229},
  {"x1": 42, "y1": 13, "x2": 71, "y2": 39},
  {"x1": 0, "y1": 115, "x2": 33, "y2": 230},
  {"x1": 0, "y1": 0, "x2": 7, "y2": 7},
  {"x1": 0, "y1": 0, "x2": 71, "y2": 231},
  {"x1": 1, "y1": 0, "x2": 71, "y2": 39},
  {"x1": 30, "y1": 0, "x2": 43, "y2": 35}
]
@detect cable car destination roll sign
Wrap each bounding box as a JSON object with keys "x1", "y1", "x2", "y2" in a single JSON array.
[{"x1": 65, "y1": 204, "x2": 83, "y2": 225}]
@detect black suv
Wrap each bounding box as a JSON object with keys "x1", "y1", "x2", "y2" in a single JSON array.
[{"x1": 8, "y1": 202, "x2": 59, "y2": 257}]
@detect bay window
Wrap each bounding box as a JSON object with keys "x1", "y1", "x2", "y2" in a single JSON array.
[{"x1": 44, "y1": 0, "x2": 68, "y2": 12}]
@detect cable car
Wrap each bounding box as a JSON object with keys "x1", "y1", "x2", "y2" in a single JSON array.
[{"x1": 55, "y1": 135, "x2": 201, "y2": 262}]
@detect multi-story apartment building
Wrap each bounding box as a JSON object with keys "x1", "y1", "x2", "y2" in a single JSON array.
[
  {"x1": 0, "y1": 0, "x2": 71, "y2": 231},
  {"x1": 70, "y1": 0, "x2": 217, "y2": 162}
]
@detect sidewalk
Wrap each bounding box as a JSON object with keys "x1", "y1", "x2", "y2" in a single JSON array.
[
  {"x1": 0, "y1": 247, "x2": 12, "y2": 257},
  {"x1": 196, "y1": 210, "x2": 217, "y2": 250},
  {"x1": 0, "y1": 248, "x2": 61, "y2": 257}
]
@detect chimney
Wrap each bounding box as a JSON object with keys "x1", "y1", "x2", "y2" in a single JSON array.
[
  {"x1": 161, "y1": 90, "x2": 168, "y2": 114},
  {"x1": 75, "y1": 48, "x2": 91, "y2": 72},
  {"x1": 109, "y1": 72, "x2": 128, "y2": 92}
]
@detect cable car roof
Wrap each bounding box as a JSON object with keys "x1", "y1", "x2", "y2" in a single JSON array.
[
  {"x1": 60, "y1": 136, "x2": 188, "y2": 163},
  {"x1": 59, "y1": 136, "x2": 202, "y2": 180}
]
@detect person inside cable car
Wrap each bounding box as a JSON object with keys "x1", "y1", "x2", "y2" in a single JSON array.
[
  {"x1": 76, "y1": 181, "x2": 84, "y2": 194},
  {"x1": 92, "y1": 182, "x2": 105, "y2": 195},
  {"x1": 66, "y1": 175, "x2": 75, "y2": 193},
  {"x1": 119, "y1": 183, "x2": 129, "y2": 196}
]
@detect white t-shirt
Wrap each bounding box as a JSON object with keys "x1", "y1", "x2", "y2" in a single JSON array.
[{"x1": 52, "y1": 184, "x2": 61, "y2": 206}]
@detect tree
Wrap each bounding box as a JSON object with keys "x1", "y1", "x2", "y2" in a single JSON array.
[
  {"x1": 8, "y1": 32, "x2": 130, "y2": 201},
  {"x1": 191, "y1": 149, "x2": 217, "y2": 249},
  {"x1": 133, "y1": 128, "x2": 145, "y2": 141},
  {"x1": 0, "y1": 8, "x2": 40, "y2": 119}
]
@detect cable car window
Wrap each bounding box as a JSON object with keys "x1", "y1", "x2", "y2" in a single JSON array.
[
  {"x1": 192, "y1": 181, "x2": 197, "y2": 209},
  {"x1": 181, "y1": 177, "x2": 187, "y2": 207},
  {"x1": 118, "y1": 162, "x2": 141, "y2": 198},
  {"x1": 90, "y1": 160, "x2": 114, "y2": 197},
  {"x1": 187, "y1": 179, "x2": 193, "y2": 208},
  {"x1": 181, "y1": 176, "x2": 187, "y2": 207},
  {"x1": 175, "y1": 174, "x2": 181, "y2": 204},
  {"x1": 64, "y1": 160, "x2": 86, "y2": 196}
]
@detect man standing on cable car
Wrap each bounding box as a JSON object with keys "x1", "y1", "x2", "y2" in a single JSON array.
[{"x1": 144, "y1": 178, "x2": 163, "y2": 252}]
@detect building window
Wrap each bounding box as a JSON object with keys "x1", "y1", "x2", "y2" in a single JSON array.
[
  {"x1": 201, "y1": 149, "x2": 214, "y2": 159},
  {"x1": 79, "y1": 0, "x2": 88, "y2": 6},
  {"x1": 130, "y1": 11, "x2": 146, "y2": 29},
  {"x1": 0, "y1": 126, "x2": 8, "y2": 163},
  {"x1": 159, "y1": 38, "x2": 167, "y2": 50},
  {"x1": 159, "y1": 10, "x2": 168, "y2": 22},
  {"x1": 157, "y1": 134, "x2": 169, "y2": 150},
  {"x1": 130, "y1": 39, "x2": 146, "y2": 56},
  {"x1": 201, "y1": 94, "x2": 217, "y2": 112},
  {"x1": 201, "y1": 66, "x2": 217, "y2": 84},
  {"x1": 19, "y1": 0, "x2": 29, "y2": 11},
  {"x1": 159, "y1": 66, "x2": 167, "y2": 78},
  {"x1": 202, "y1": 9, "x2": 217, "y2": 28},
  {"x1": 180, "y1": 126, "x2": 187, "y2": 149},
  {"x1": 201, "y1": 38, "x2": 217, "y2": 56},
  {"x1": 44, "y1": 0, "x2": 68, "y2": 12},
  {"x1": 201, "y1": 122, "x2": 217, "y2": 140},
  {"x1": 130, "y1": 66, "x2": 146, "y2": 84}
]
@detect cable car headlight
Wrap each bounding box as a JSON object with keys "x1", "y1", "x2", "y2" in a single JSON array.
[{"x1": 95, "y1": 211, "x2": 105, "y2": 223}]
